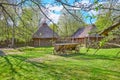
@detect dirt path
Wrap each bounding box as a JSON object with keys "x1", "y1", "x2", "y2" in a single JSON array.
[{"x1": 26, "y1": 54, "x2": 68, "y2": 63}]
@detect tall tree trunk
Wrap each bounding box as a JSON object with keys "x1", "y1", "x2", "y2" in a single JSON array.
[{"x1": 11, "y1": 25, "x2": 15, "y2": 48}]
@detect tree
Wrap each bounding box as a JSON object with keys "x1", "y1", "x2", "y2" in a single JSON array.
[
  {"x1": 17, "y1": 7, "x2": 42, "y2": 44},
  {"x1": 95, "y1": 0, "x2": 120, "y2": 31},
  {"x1": 0, "y1": 0, "x2": 43, "y2": 47},
  {"x1": 0, "y1": 0, "x2": 17, "y2": 47},
  {"x1": 57, "y1": 7, "x2": 86, "y2": 37},
  {"x1": 0, "y1": 0, "x2": 120, "y2": 47},
  {"x1": 49, "y1": 23, "x2": 58, "y2": 33},
  {"x1": 95, "y1": 13, "x2": 113, "y2": 31}
]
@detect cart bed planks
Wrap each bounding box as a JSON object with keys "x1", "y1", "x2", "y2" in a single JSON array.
[{"x1": 53, "y1": 43, "x2": 80, "y2": 54}]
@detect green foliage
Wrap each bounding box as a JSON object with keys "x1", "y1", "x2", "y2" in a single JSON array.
[
  {"x1": 94, "y1": 0, "x2": 99, "y2": 4},
  {"x1": 0, "y1": 2, "x2": 15, "y2": 41},
  {"x1": 0, "y1": 7, "x2": 42, "y2": 45},
  {"x1": 95, "y1": 7, "x2": 99, "y2": 11},
  {"x1": 17, "y1": 8, "x2": 40, "y2": 42},
  {"x1": 49, "y1": 24, "x2": 58, "y2": 33},
  {"x1": 95, "y1": 13, "x2": 113, "y2": 31},
  {"x1": 57, "y1": 9, "x2": 86, "y2": 37},
  {"x1": 0, "y1": 18, "x2": 12, "y2": 41}
]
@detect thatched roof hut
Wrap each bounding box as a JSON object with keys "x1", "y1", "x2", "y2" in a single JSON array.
[
  {"x1": 72, "y1": 25, "x2": 101, "y2": 38},
  {"x1": 32, "y1": 23, "x2": 59, "y2": 46},
  {"x1": 33, "y1": 23, "x2": 58, "y2": 38},
  {"x1": 72, "y1": 25, "x2": 103, "y2": 47}
]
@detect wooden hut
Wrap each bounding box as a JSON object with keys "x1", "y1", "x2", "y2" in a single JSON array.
[
  {"x1": 72, "y1": 25, "x2": 103, "y2": 47},
  {"x1": 32, "y1": 22, "x2": 59, "y2": 47}
]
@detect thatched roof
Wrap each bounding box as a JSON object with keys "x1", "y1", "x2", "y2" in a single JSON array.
[
  {"x1": 33, "y1": 23, "x2": 59, "y2": 38},
  {"x1": 72, "y1": 25, "x2": 101, "y2": 38}
]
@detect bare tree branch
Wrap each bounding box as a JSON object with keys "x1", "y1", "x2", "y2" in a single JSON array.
[
  {"x1": 62, "y1": 3, "x2": 84, "y2": 23},
  {"x1": 31, "y1": 0, "x2": 65, "y2": 34},
  {"x1": 0, "y1": 3, "x2": 17, "y2": 6}
]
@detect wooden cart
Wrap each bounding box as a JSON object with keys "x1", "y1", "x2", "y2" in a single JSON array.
[{"x1": 53, "y1": 43, "x2": 80, "y2": 54}]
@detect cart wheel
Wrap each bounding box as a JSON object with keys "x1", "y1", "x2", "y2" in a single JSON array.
[
  {"x1": 75, "y1": 47, "x2": 79, "y2": 53},
  {"x1": 53, "y1": 50, "x2": 57, "y2": 55}
]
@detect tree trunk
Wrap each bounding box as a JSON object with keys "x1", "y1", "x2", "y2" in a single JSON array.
[{"x1": 11, "y1": 25, "x2": 15, "y2": 48}]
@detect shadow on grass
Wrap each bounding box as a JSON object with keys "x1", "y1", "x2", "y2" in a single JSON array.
[
  {"x1": 60, "y1": 53, "x2": 120, "y2": 61},
  {"x1": 0, "y1": 55, "x2": 27, "y2": 79},
  {"x1": 0, "y1": 55, "x2": 50, "y2": 79},
  {"x1": 0, "y1": 50, "x2": 5, "y2": 56},
  {"x1": 1, "y1": 53, "x2": 120, "y2": 79}
]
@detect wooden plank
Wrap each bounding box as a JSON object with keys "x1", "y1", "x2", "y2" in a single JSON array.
[{"x1": 54, "y1": 42, "x2": 79, "y2": 54}]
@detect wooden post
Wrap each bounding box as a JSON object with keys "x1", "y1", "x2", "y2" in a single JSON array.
[
  {"x1": 84, "y1": 37, "x2": 87, "y2": 48},
  {"x1": 39, "y1": 39, "x2": 40, "y2": 46},
  {"x1": 88, "y1": 36, "x2": 90, "y2": 47}
]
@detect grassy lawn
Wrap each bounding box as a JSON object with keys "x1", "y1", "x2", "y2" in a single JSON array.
[{"x1": 0, "y1": 47, "x2": 120, "y2": 80}]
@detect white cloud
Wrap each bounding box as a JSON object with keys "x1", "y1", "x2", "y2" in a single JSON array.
[
  {"x1": 118, "y1": 0, "x2": 120, "y2": 3},
  {"x1": 89, "y1": 10, "x2": 98, "y2": 16},
  {"x1": 46, "y1": 5, "x2": 63, "y2": 23},
  {"x1": 74, "y1": 0, "x2": 90, "y2": 8},
  {"x1": 80, "y1": 0, "x2": 90, "y2": 4},
  {"x1": 49, "y1": 13, "x2": 60, "y2": 23},
  {"x1": 49, "y1": 6, "x2": 63, "y2": 12}
]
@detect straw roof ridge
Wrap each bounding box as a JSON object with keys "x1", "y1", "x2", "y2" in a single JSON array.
[
  {"x1": 72, "y1": 25, "x2": 101, "y2": 38},
  {"x1": 71, "y1": 27, "x2": 84, "y2": 37},
  {"x1": 33, "y1": 23, "x2": 59, "y2": 38}
]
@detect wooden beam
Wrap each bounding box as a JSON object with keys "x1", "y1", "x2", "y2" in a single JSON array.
[{"x1": 106, "y1": 43, "x2": 120, "y2": 47}]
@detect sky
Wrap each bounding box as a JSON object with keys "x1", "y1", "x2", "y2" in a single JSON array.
[
  {"x1": 9, "y1": 0, "x2": 120, "y2": 24},
  {"x1": 32, "y1": 0, "x2": 120, "y2": 24},
  {"x1": 40, "y1": 0, "x2": 98, "y2": 24}
]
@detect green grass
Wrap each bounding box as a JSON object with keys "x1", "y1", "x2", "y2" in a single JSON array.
[{"x1": 0, "y1": 47, "x2": 120, "y2": 80}]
